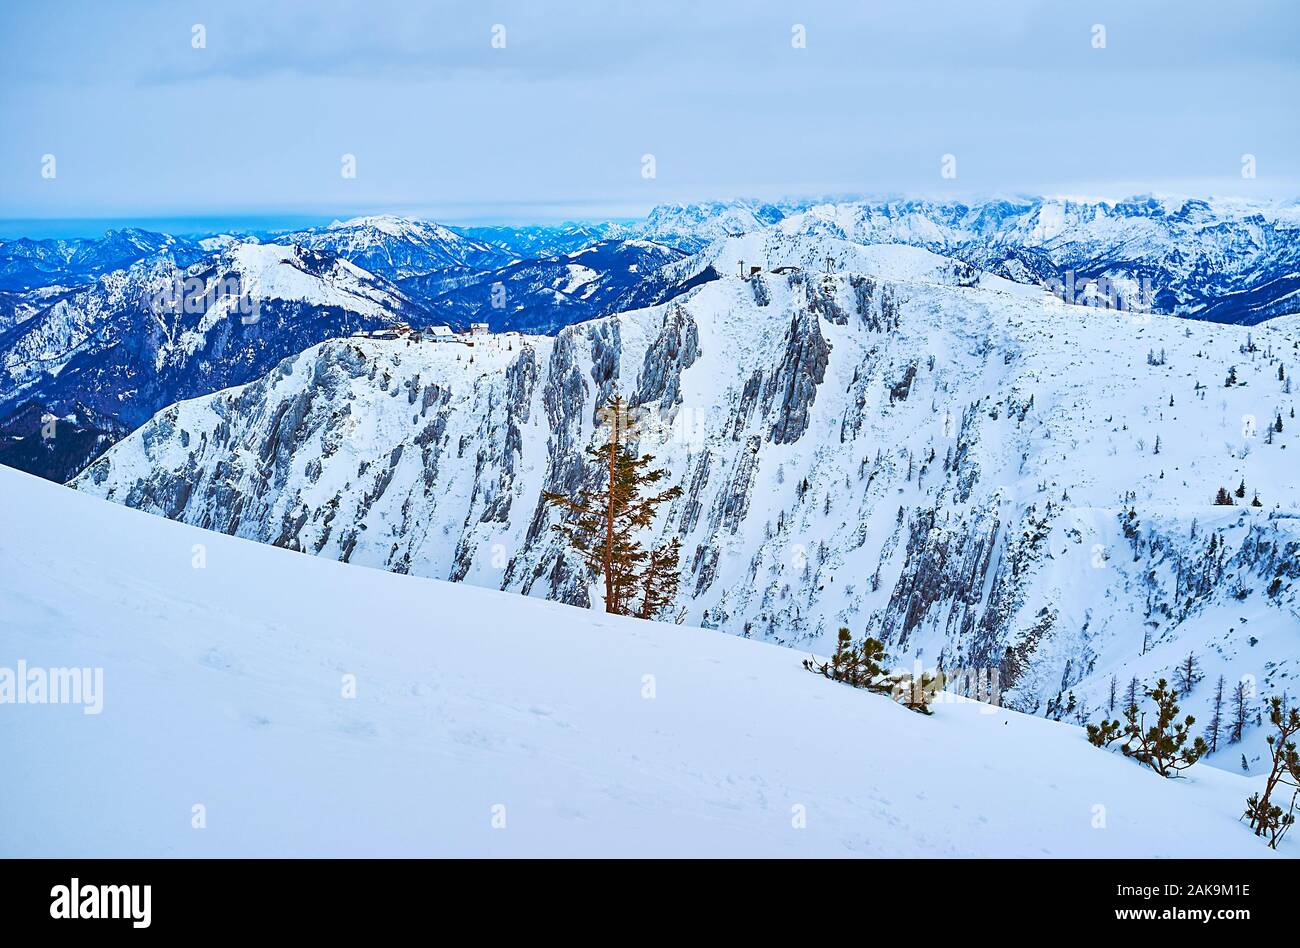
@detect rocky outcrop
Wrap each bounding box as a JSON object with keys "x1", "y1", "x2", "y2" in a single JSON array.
[{"x1": 763, "y1": 309, "x2": 829, "y2": 444}]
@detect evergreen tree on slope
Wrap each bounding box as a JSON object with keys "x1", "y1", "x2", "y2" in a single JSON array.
[{"x1": 544, "y1": 394, "x2": 683, "y2": 615}]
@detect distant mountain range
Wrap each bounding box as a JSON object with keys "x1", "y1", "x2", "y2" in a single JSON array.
[
  {"x1": 2, "y1": 194, "x2": 1298, "y2": 486},
  {"x1": 781, "y1": 196, "x2": 1300, "y2": 326},
  {"x1": 282, "y1": 215, "x2": 509, "y2": 278}
]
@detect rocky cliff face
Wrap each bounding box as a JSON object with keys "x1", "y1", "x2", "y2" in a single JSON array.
[{"x1": 74, "y1": 242, "x2": 1299, "y2": 770}]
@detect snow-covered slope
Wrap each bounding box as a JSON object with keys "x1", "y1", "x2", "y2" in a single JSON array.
[
  {"x1": 0, "y1": 283, "x2": 76, "y2": 336},
  {"x1": 0, "y1": 466, "x2": 1285, "y2": 857},
  {"x1": 664, "y1": 228, "x2": 1041, "y2": 298},
  {"x1": 74, "y1": 238, "x2": 1300, "y2": 774}
]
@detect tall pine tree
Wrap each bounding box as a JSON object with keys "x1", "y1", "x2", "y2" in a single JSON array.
[{"x1": 544, "y1": 394, "x2": 683, "y2": 615}]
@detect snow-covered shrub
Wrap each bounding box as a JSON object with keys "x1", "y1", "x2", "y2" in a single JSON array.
[{"x1": 803, "y1": 626, "x2": 938, "y2": 715}]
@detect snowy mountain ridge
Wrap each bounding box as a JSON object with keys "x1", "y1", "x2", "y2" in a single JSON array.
[
  {"x1": 609, "y1": 199, "x2": 804, "y2": 252},
  {"x1": 73, "y1": 236, "x2": 1300, "y2": 773},
  {"x1": 283, "y1": 194, "x2": 1300, "y2": 326},
  {"x1": 0, "y1": 227, "x2": 212, "y2": 292},
  {"x1": 283, "y1": 215, "x2": 508, "y2": 278},
  {"x1": 0, "y1": 241, "x2": 429, "y2": 428}
]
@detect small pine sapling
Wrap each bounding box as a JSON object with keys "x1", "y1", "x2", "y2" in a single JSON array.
[
  {"x1": 1086, "y1": 679, "x2": 1208, "y2": 777},
  {"x1": 803, "y1": 627, "x2": 891, "y2": 693},
  {"x1": 803, "y1": 627, "x2": 938, "y2": 715},
  {"x1": 886, "y1": 668, "x2": 944, "y2": 716},
  {"x1": 636, "y1": 536, "x2": 682, "y2": 620},
  {"x1": 1174, "y1": 651, "x2": 1203, "y2": 696},
  {"x1": 1243, "y1": 696, "x2": 1300, "y2": 849}
]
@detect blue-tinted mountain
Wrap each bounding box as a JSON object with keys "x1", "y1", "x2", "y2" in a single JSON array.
[
  {"x1": 0, "y1": 241, "x2": 429, "y2": 432},
  {"x1": 0, "y1": 228, "x2": 213, "y2": 291},
  {"x1": 399, "y1": 239, "x2": 692, "y2": 333},
  {"x1": 282, "y1": 215, "x2": 509, "y2": 279},
  {"x1": 0, "y1": 399, "x2": 129, "y2": 484},
  {"x1": 454, "y1": 222, "x2": 617, "y2": 259}
]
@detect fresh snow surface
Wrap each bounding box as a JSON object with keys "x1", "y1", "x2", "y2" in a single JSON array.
[{"x1": 0, "y1": 467, "x2": 1287, "y2": 858}]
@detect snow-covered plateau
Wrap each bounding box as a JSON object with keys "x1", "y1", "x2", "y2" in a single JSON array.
[{"x1": 0, "y1": 466, "x2": 1287, "y2": 857}]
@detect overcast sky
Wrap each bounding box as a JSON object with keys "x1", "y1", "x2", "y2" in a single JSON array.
[{"x1": 1, "y1": 0, "x2": 1297, "y2": 228}]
